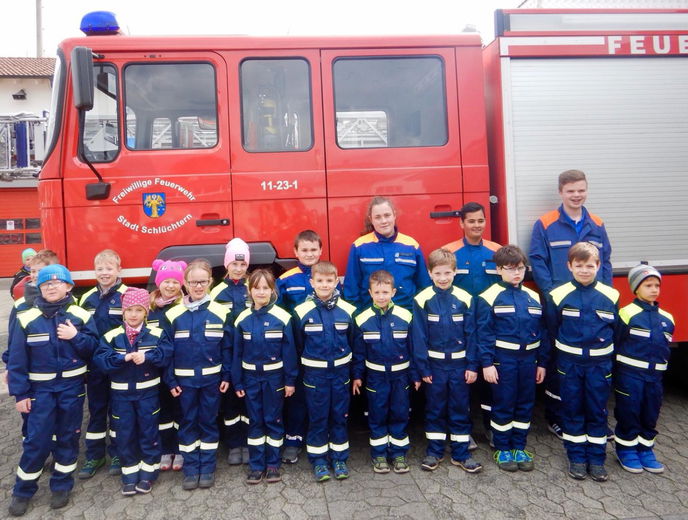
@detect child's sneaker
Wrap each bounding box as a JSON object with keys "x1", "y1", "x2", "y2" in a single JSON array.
[
  {"x1": 281, "y1": 446, "x2": 300, "y2": 464},
  {"x1": 265, "y1": 467, "x2": 282, "y2": 483},
  {"x1": 108, "y1": 456, "x2": 121, "y2": 476},
  {"x1": 314, "y1": 464, "x2": 331, "y2": 482},
  {"x1": 372, "y1": 457, "x2": 390, "y2": 474},
  {"x1": 182, "y1": 474, "x2": 200, "y2": 490},
  {"x1": 333, "y1": 461, "x2": 349, "y2": 480},
  {"x1": 49, "y1": 490, "x2": 70, "y2": 510},
  {"x1": 451, "y1": 457, "x2": 483, "y2": 473},
  {"x1": 588, "y1": 464, "x2": 608, "y2": 482},
  {"x1": 172, "y1": 454, "x2": 184, "y2": 471},
  {"x1": 135, "y1": 480, "x2": 152, "y2": 494},
  {"x1": 638, "y1": 450, "x2": 665, "y2": 474},
  {"x1": 199, "y1": 472, "x2": 215, "y2": 488},
  {"x1": 227, "y1": 447, "x2": 242, "y2": 466},
  {"x1": 568, "y1": 462, "x2": 587, "y2": 480},
  {"x1": 547, "y1": 422, "x2": 564, "y2": 440},
  {"x1": 420, "y1": 455, "x2": 443, "y2": 471},
  {"x1": 246, "y1": 470, "x2": 264, "y2": 485},
  {"x1": 493, "y1": 450, "x2": 518, "y2": 472},
  {"x1": 616, "y1": 449, "x2": 643, "y2": 474},
  {"x1": 392, "y1": 456, "x2": 410, "y2": 474},
  {"x1": 77, "y1": 457, "x2": 106, "y2": 479},
  {"x1": 8, "y1": 496, "x2": 30, "y2": 516},
  {"x1": 513, "y1": 449, "x2": 534, "y2": 471},
  {"x1": 160, "y1": 454, "x2": 173, "y2": 471},
  {"x1": 121, "y1": 483, "x2": 137, "y2": 496}
]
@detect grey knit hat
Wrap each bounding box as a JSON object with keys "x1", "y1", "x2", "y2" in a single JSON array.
[{"x1": 628, "y1": 264, "x2": 661, "y2": 293}]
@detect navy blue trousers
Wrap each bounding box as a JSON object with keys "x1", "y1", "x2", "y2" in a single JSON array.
[
  {"x1": 366, "y1": 371, "x2": 410, "y2": 459},
  {"x1": 614, "y1": 368, "x2": 663, "y2": 452},
  {"x1": 177, "y1": 384, "x2": 221, "y2": 477},
  {"x1": 244, "y1": 372, "x2": 285, "y2": 471},
  {"x1": 85, "y1": 368, "x2": 116, "y2": 459}
]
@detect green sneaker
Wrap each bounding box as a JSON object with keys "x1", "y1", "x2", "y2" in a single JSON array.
[
  {"x1": 512, "y1": 449, "x2": 534, "y2": 471},
  {"x1": 77, "y1": 458, "x2": 106, "y2": 479},
  {"x1": 108, "y1": 456, "x2": 121, "y2": 476},
  {"x1": 314, "y1": 464, "x2": 331, "y2": 482},
  {"x1": 372, "y1": 457, "x2": 390, "y2": 474},
  {"x1": 493, "y1": 450, "x2": 518, "y2": 472},
  {"x1": 392, "y1": 456, "x2": 410, "y2": 474}
]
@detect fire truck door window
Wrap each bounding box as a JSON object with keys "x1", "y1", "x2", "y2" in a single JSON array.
[
  {"x1": 240, "y1": 58, "x2": 313, "y2": 152},
  {"x1": 333, "y1": 56, "x2": 447, "y2": 149},
  {"x1": 82, "y1": 63, "x2": 119, "y2": 162},
  {"x1": 124, "y1": 63, "x2": 218, "y2": 150}
]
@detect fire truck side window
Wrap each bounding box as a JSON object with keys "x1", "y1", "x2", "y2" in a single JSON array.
[
  {"x1": 333, "y1": 56, "x2": 447, "y2": 149},
  {"x1": 83, "y1": 63, "x2": 119, "y2": 162},
  {"x1": 124, "y1": 63, "x2": 218, "y2": 150},
  {"x1": 240, "y1": 59, "x2": 313, "y2": 152}
]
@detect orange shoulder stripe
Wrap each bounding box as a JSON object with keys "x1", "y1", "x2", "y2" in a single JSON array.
[
  {"x1": 482, "y1": 239, "x2": 502, "y2": 252},
  {"x1": 441, "y1": 239, "x2": 464, "y2": 253},
  {"x1": 539, "y1": 209, "x2": 561, "y2": 230},
  {"x1": 353, "y1": 232, "x2": 377, "y2": 247},
  {"x1": 588, "y1": 212, "x2": 604, "y2": 226}
]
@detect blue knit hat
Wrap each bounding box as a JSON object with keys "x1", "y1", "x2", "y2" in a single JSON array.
[{"x1": 37, "y1": 264, "x2": 74, "y2": 287}]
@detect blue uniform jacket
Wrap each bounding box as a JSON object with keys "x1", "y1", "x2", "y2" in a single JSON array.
[
  {"x1": 412, "y1": 285, "x2": 478, "y2": 377},
  {"x1": 8, "y1": 302, "x2": 98, "y2": 402},
  {"x1": 545, "y1": 280, "x2": 619, "y2": 360},
  {"x1": 146, "y1": 298, "x2": 181, "y2": 329},
  {"x1": 476, "y1": 282, "x2": 550, "y2": 368},
  {"x1": 79, "y1": 281, "x2": 128, "y2": 335},
  {"x1": 442, "y1": 238, "x2": 501, "y2": 297},
  {"x1": 276, "y1": 264, "x2": 345, "y2": 313},
  {"x1": 529, "y1": 205, "x2": 612, "y2": 293},
  {"x1": 353, "y1": 304, "x2": 418, "y2": 382},
  {"x1": 4, "y1": 296, "x2": 34, "y2": 365},
  {"x1": 163, "y1": 300, "x2": 232, "y2": 389},
  {"x1": 231, "y1": 303, "x2": 298, "y2": 391},
  {"x1": 615, "y1": 299, "x2": 674, "y2": 377},
  {"x1": 293, "y1": 297, "x2": 356, "y2": 369},
  {"x1": 94, "y1": 324, "x2": 173, "y2": 400},
  {"x1": 210, "y1": 277, "x2": 250, "y2": 322},
  {"x1": 343, "y1": 229, "x2": 431, "y2": 311}
]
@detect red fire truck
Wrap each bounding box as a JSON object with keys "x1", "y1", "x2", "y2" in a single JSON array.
[{"x1": 39, "y1": 9, "x2": 687, "y2": 342}]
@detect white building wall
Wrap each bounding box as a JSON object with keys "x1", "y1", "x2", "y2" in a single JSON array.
[{"x1": 0, "y1": 77, "x2": 52, "y2": 116}]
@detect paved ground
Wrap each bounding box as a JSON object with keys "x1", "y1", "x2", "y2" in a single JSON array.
[{"x1": 0, "y1": 279, "x2": 687, "y2": 520}]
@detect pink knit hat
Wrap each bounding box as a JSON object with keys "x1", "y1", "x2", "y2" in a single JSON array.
[
  {"x1": 224, "y1": 238, "x2": 250, "y2": 267},
  {"x1": 152, "y1": 259, "x2": 187, "y2": 288},
  {"x1": 121, "y1": 287, "x2": 150, "y2": 312}
]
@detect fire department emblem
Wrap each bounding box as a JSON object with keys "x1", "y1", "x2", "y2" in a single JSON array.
[{"x1": 142, "y1": 193, "x2": 166, "y2": 218}]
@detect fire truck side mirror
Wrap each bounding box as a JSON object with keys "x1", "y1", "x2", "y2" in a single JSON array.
[{"x1": 71, "y1": 46, "x2": 94, "y2": 111}]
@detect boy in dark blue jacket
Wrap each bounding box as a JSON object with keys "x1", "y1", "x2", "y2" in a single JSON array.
[
  {"x1": 95, "y1": 287, "x2": 172, "y2": 495},
  {"x1": 546, "y1": 242, "x2": 619, "y2": 482},
  {"x1": 78, "y1": 249, "x2": 128, "y2": 478},
  {"x1": 7, "y1": 265, "x2": 98, "y2": 517},
  {"x1": 413, "y1": 248, "x2": 481, "y2": 473},
  {"x1": 352, "y1": 270, "x2": 418, "y2": 475},
  {"x1": 477, "y1": 245, "x2": 549, "y2": 472},
  {"x1": 293, "y1": 261, "x2": 356, "y2": 482},
  {"x1": 614, "y1": 265, "x2": 674, "y2": 474}
]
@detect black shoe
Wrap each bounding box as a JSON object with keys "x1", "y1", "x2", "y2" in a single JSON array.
[
  {"x1": 589, "y1": 464, "x2": 608, "y2": 482},
  {"x1": 199, "y1": 473, "x2": 215, "y2": 488},
  {"x1": 121, "y1": 483, "x2": 137, "y2": 496},
  {"x1": 265, "y1": 467, "x2": 282, "y2": 483},
  {"x1": 50, "y1": 490, "x2": 70, "y2": 510},
  {"x1": 568, "y1": 462, "x2": 587, "y2": 480},
  {"x1": 182, "y1": 474, "x2": 200, "y2": 490},
  {"x1": 135, "y1": 480, "x2": 152, "y2": 494},
  {"x1": 8, "y1": 496, "x2": 30, "y2": 517},
  {"x1": 246, "y1": 470, "x2": 264, "y2": 484}
]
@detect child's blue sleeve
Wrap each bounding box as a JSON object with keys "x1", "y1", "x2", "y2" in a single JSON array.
[
  {"x1": 282, "y1": 319, "x2": 298, "y2": 387},
  {"x1": 599, "y1": 225, "x2": 613, "y2": 285},
  {"x1": 144, "y1": 329, "x2": 173, "y2": 369},
  {"x1": 231, "y1": 324, "x2": 245, "y2": 392},
  {"x1": 536, "y1": 312, "x2": 551, "y2": 368},
  {"x1": 464, "y1": 297, "x2": 479, "y2": 373},
  {"x1": 3, "y1": 306, "x2": 18, "y2": 365},
  {"x1": 543, "y1": 292, "x2": 560, "y2": 343},
  {"x1": 343, "y1": 244, "x2": 363, "y2": 311},
  {"x1": 275, "y1": 277, "x2": 286, "y2": 308},
  {"x1": 93, "y1": 335, "x2": 126, "y2": 373},
  {"x1": 71, "y1": 314, "x2": 100, "y2": 360},
  {"x1": 475, "y1": 296, "x2": 496, "y2": 368},
  {"x1": 7, "y1": 324, "x2": 31, "y2": 402},
  {"x1": 352, "y1": 321, "x2": 365, "y2": 381},
  {"x1": 221, "y1": 318, "x2": 233, "y2": 383},
  {"x1": 411, "y1": 299, "x2": 431, "y2": 379},
  {"x1": 529, "y1": 220, "x2": 554, "y2": 294}
]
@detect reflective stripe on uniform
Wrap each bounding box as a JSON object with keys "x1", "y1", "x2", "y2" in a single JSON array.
[
  {"x1": 247, "y1": 436, "x2": 266, "y2": 446},
  {"x1": 17, "y1": 466, "x2": 43, "y2": 480},
  {"x1": 329, "y1": 441, "x2": 349, "y2": 452},
  {"x1": 365, "y1": 360, "x2": 409, "y2": 372},
  {"x1": 512, "y1": 421, "x2": 530, "y2": 430},
  {"x1": 616, "y1": 354, "x2": 667, "y2": 371},
  {"x1": 450, "y1": 434, "x2": 470, "y2": 443},
  {"x1": 62, "y1": 366, "x2": 88, "y2": 378},
  {"x1": 614, "y1": 435, "x2": 638, "y2": 447},
  {"x1": 369, "y1": 435, "x2": 389, "y2": 447},
  {"x1": 562, "y1": 433, "x2": 586, "y2": 443},
  {"x1": 302, "y1": 353, "x2": 352, "y2": 368},
  {"x1": 307, "y1": 444, "x2": 328, "y2": 455},
  {"x1": 179, "y1": 440, "x2": 200, "y2": 452},
  {"x1": 427, "y1": 350, "x2": 466, "y2": 360},
  {"x1": 266, "y1": 437, "x2": 283, "y2": 448},
  {"x1": 174, "y1": 368, "x2": 195, "y2": 377},
  {"x1": 53, "y1": 461, "x2": 77, "y2": 473},
  {"x1": 159, "y1": 421, "x2": 174, "y2": 431},
  {"x1": 496, "y1": 340, "x2": 540, "y2": 351},
  {"x1": 389, "y1": 436, "x2": 410, "y2": 447},
  {"x1": 426, "y1": 432, "x2": 447, "y2": 441},
  {"x1": 200, "y1": 441, "x2": 219, "y2": 450},
  {"x1": 140, "y1": 461, "x2": 160, "y2": 472},
  {"x1": 556, "y1": 340, "x2": 613, "y2": 356},
  {"x1": 122, "y1": 464, "x2": 140, "y2": 475},
  {"x1": 85, "y1": 431, "x2": 107, "y2": 440},
  {"x1": 28, "y1": 372, "x2": 56, "y2": 381},
  {"x1": 202, "y1": 365, "x2": 221, "y2": 375},
  {"x1": 638, "y1": 436, "x2": 655, "y2": 447},
  {"x1": 490, "y1": 420, "x2": 512, "y2": 432}
]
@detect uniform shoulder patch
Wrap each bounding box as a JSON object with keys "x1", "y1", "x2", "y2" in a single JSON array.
[
  {"x1": 619, "y1": 303, "x2": 642, "y2": 325},
  {"x1": 147, "y1": 326, "x2": 164, "y2": 338},
  {"x1": 441, "y1": 239, "x2": 463, "y2": 253},
  {"x1": 482, "y1": 239, "x2": 502, "y2": 252},
  {"x1": 209, "y1": 281, "x2": 229, "y2": 300},
  {"x1": 336, "y1": 299, "x2": 357, "y2": 317},
  {"x1": 355, "y1": 307, "x2": 375, "y2": 327},
  {"x1": 79, "y1": 286, "x2": 98, "y2": 306},
  {"x1": 295, "y1": 300, "x2": 316, "y2": 320},
  {"x1": 104, "y1": 326, "x2": 125, "y2": 342},
  {"x1": 165, "y1": 303, "x2": 187, "y2": 324},
  {"x1": 391, "y1": 305, "x2": 412, "y2": 323},
  {"x1": 117, "y1": 284, "x2": 128, "y2": 294},
  {"x1": 539, "y1": 209, "x2": 561, "y2": 230},
  {"x1": 588, "y1": 212, "x2": 604, "y2": 227},
  {"x1": 208, "y1": 301, "x2": 230, "y2": 321},
  {"x1": 18, "y1": 307, "x2": 42, "y2": 328},
  {"x1": 13, "y1": 297, "x2": 26, "y2": 309},
  {"x1": 451, "y1": 286, "x2": 473, "y2": 307},
  {"x1": 279, "y1": 266, "x2": 303, "y2": 280},
  {"x1": 234, "y1": 308, "x2": 253, "y2": 328},
  {"x1": 479, "y1": 283, "x2": 506, "y2": 307},
  {"x1": 594, "y1": 282, "x2": 619, "y2": 304},
  {"x1": 522, "y1": 286, "x2": 541, "y2": 303},
  {"x1": 414, "y1": 286, "x2": 435, "y2": 308},
  {"x1": 394, "y1": 232, "x2": 420, "y2": 248},
  {"x1": 353, "y1": 232, "x2": 377, "y2": 247},
  {"x1": 549, "y1": 282, "x2": 576, "y2": 306},
  {"x1": 658, "y1": 307, "x2": 675, "y2": 324},
  {"x1": 269, "y1": 305, "x2": 292, "y2": 325},
  {"x1": 68, "y1": 304, "x2": 93, "y2": 323}
]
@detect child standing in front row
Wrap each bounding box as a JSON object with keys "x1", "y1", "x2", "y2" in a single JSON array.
[
  {"x1": 476, "y1": 245, "x2": 549, "y2": 472},
  {"x1": 413, "y1": 248, "x2": 481, "y2": 473},
  {"x1": 293, "y1": 261, "x2": 356, "y2": 482},
  {"x1": 614, "y1": 265, "x2": 674, "y2": 474},
  {"x1": 164, "y1": 259, "x2": 231, "y2": 491},
  {"x1": 233, "y1": 269, "x2": 298, "y2": 485},
  {"x1": 546, "y1": 242, "x2": 619, "y2": 482},
  {"x1": 353, "y1": 270, "x2": 418, "y2": 475},
  {"x1": 210, "y1": 238, "x2": 251, "y2": 466},
  {"x1": 94, "y1": 288, "x2": 172, "y2": 496}
]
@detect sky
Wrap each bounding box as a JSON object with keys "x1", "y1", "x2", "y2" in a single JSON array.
[{"x1": 0, "y1": 0, "x2": 522, "y2": 58}]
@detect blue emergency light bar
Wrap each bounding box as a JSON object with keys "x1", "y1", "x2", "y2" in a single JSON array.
[{"x1": 80, "y1": 11, "x2": 120, "y2": 36}]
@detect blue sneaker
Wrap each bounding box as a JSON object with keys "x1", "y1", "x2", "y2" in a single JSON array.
[
  {"x1": 493, "y1": 450, "x2": 518, "y2": 472},
  {"x1": 616, "y1": 449, "x2": 643, "y2": 474},
  {"x1": 333, "y1": 461, "x2": 349, "y2": 480},
  {"x1": 512, "y1": 449, "x2": 534, "y2": 471},
  {"x1": 638, "y1": 450, "x2": 664, "y2": 474},
  {"x1": 314, "y1": 464, "x2": 331, "y2": 482}
]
